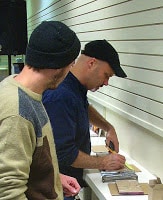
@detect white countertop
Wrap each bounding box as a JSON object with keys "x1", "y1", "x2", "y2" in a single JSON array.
[{"x1": 83, "y1": 137, "x2": 156, "y2": 200}]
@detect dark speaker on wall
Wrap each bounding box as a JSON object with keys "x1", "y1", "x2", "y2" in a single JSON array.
[{"x1": 0, "y1": 0, "x2": 27, "y2": 55}]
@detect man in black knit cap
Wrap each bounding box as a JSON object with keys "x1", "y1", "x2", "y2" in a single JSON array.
[{"x1": 0, "y1": 21, "x2": 81, "y2": 200}]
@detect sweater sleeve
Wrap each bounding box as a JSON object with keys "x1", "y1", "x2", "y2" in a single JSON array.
[{"x1": 0, "y1": 116, "x2": 36, "y2": 200}]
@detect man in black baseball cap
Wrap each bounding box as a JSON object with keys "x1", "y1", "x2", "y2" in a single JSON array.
[
  {"x1": 43, "y1": 39, "x2": 126, "y2": 200},
  {"x1": 81, "y1": 39, "x2": 127, "y2": 78}
]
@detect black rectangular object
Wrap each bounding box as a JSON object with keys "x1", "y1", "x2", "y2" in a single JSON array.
[{"x1": 0, "y1": 0, "x2": 27, "y2": 55}]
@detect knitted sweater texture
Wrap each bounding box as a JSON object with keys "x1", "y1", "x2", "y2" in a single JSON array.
[{"x1": 0, "y1": 75, "x2": 63, "y2": 200}]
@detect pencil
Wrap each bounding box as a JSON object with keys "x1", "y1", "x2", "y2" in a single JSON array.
[{"x1": 105, "y1": 146, "x2": 134, "y2": 170}]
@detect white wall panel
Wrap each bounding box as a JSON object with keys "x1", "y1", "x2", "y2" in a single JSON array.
[
  {"x1": 88, "y1": 91, "x2": 163, "y2": 136},
  {"x1": 109, "y1": 78, "x2": 163, "y2": 102},
  {"x1": 119, "y1": 54, "x2": 163, "y2": 71},
  {"x1": 65, "y1": 7, "x2": 163, "y2": 30},
  {"x1": 26, "y1": 0, "x2": 163, "y2": 137},
  {"x1": 98, "y1": 86, "x2": 163, "y2": 118},
  {"x1": 77, "y1": 25, "x2": 163, "y2": 41},
  {"x1": 124, "y1": 67, "x2": 163, "y2": 86}
]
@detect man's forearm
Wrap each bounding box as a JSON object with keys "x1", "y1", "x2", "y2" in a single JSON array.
[
  {"x1": 71, "y1": 150, "x2": 105, "y2": 169},
  {"x1": 71, "y1": 150, "x2": 125, "y2": 171},
  {"x1": 88, "y1": 105, "x2": 114, "y2": 132}
]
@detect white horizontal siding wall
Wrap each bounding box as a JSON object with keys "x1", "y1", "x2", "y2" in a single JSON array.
[
  {"x1": 26, "y1": 0, "x2": 163, "y2": 181},
  {"x1": 27, "y1": 0, "x2": 163, "y2": 136}
]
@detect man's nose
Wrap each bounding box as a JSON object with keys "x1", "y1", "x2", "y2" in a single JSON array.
[{"x1": 103, "y1": 79, "x2": 109, "y2": 86}]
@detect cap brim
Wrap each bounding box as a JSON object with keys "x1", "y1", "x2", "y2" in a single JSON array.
[{"x1": 114, "y1": 65, "x2": 127, "y2": 78}]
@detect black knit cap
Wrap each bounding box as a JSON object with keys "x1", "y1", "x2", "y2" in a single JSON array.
[
  {"x1": 81, "y1": 40, "x2": 127, "y2": 78},
  {"x1": 25, "y1": 21, "x2": 81, "y2": 69}
]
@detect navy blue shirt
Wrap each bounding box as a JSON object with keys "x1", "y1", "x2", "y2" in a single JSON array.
[{"x1": 42, "y1": 72, "x2": 91, "y2": 186}]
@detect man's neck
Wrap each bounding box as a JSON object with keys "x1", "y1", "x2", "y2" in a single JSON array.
[{"x1": 14, "y1": 66, "x2": 45, "y2": 94}]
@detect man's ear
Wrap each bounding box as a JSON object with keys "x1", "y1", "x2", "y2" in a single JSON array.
[{"x1": 87, "y1": 57, "x2": 96, "y2": 69}]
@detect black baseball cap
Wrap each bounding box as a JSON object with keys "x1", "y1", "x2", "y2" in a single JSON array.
[{"x1": 81, "y1": 40, "x2": 127, "y2": 78}]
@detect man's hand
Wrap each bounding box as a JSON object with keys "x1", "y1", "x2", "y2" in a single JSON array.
[
  {"x1": 60, "y1": 174, "x2": 81, "y2": 197},
  {"x1": 105, "y1": 126, "x2": 119, "y2": 152},
  {"x1": 101, "y1": 153, "x2": 126, "y2": 170},
  {"x1": 88, "y1": 105, "x2": 119, "y2": 152}
]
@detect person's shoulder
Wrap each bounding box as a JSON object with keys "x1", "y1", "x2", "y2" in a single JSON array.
[{"x1": 42, "y1": 85, "x2": 75, "y2": 104}]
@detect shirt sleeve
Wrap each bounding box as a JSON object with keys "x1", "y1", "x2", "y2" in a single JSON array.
[
  {"x1": 0, "y1": 116, "x2": 35, "y2": 200},
  {"x1": 43, "y1": 91, "x2": 79, "y2": 166}
]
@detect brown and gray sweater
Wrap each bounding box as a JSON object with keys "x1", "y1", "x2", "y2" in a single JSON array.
[{"x1": 0, "y1": 75, "x2": 63, "y2": 200}]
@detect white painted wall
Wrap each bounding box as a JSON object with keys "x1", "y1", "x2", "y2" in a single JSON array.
[{"x1": 89, "y1": 99, "x2": 163, "y2": 181}]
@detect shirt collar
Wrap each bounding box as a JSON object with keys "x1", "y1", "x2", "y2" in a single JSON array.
[{"x1": 64, "y1": 72, "x2": 87, "y2": 96}]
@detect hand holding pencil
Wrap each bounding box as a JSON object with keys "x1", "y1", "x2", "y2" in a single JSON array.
[{"x1": 105, "y1": 140, "x2": 134, "y2": 170}]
